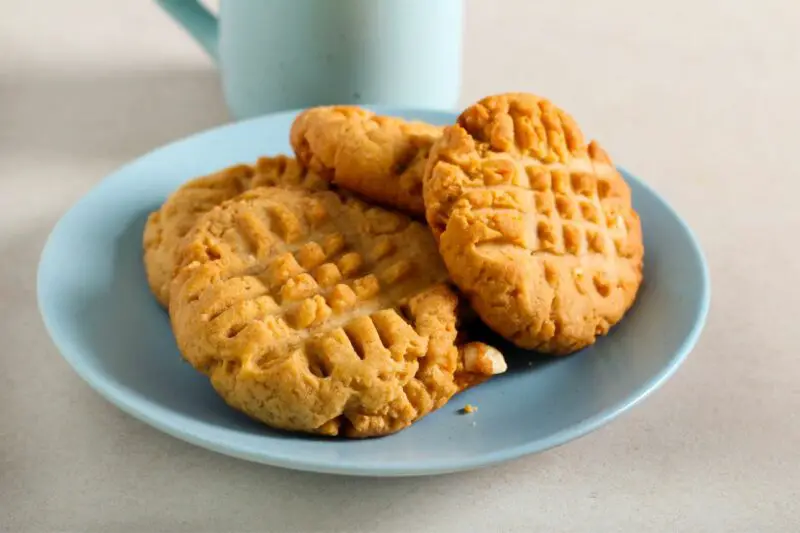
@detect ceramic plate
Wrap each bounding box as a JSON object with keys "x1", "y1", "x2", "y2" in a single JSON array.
[{"x1": 37, "y1": 107, "x2": 710, "y2": 476}]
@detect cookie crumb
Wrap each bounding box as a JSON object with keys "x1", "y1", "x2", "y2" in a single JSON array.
[{"x1": 461, "y1": 404, "x2": 478, "y2": 414}]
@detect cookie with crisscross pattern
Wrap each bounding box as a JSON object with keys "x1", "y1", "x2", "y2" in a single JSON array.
[
  {"x1": 169, "y1": 186, "x2": 506, "y2": 437},
  {"x1": 423, "y1": 93, "x2": 644, "y2": 354}
]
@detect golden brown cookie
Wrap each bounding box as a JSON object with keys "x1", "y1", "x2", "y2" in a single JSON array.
[
  {"x1": 423, "y1": 93, "x2": 644, "y2": 354},
  {"x1": 289, "y1": 106, "x2": 442, "y2": 216},
  {"x1": 142, "y1": 156, "x2": 327, "y2": 307},
  {"x1": 169, "y1": 186, "x2": 506, "y2": 437}
]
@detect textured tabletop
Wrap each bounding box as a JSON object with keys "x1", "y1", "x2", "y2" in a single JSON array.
[{"x1": 2, "y1": 1, "x2": 798, "y2": 531}]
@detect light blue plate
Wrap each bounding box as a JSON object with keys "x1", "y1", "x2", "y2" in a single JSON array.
[{"x1": 37, "y1": 107, "x2": 710, "y2": 477}]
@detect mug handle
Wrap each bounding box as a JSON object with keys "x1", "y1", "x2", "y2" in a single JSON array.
[{"x1": 154, "y1": 0, "x2": 219, "y2": 61}]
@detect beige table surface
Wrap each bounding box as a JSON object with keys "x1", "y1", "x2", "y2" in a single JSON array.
[{"x1": 2, "y1": 1, "x2": 798, "y2": 531}]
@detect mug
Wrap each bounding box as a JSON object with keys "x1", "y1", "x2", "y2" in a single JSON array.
[{"x1": 155, "y1": 0, "x2": 464, "y2": 119}]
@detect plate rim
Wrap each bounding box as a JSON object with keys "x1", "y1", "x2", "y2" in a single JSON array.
[{"x1": 36, "y1": 106, "x2": 711, "y2": 477}]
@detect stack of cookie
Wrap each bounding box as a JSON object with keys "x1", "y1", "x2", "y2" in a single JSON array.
[{"x1": 142, "y1": 92, "x2": 644, "y2": 438}]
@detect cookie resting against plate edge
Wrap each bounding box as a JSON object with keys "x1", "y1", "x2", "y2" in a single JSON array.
[{"x1": 423, "y1": 93, "x2": 644, "y2": 354}]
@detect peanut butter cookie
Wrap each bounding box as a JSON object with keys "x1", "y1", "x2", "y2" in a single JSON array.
[
  {"x1": 169, "y1": 187, "x2": 506, "y2": 437},
  {"x1": 142, "y1": 156, "x2": 327, "y2": 307},
  {"x1": 423, "y1": 93, "x2": 644, "y2": 354},
  {"x1": 290, "y1": 106, "x2": 442, "y2": 216}
]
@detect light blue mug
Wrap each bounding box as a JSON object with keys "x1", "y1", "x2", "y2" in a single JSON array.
[{"x1": 155, "y1": 0, "x2": 463, "y2": 119}]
